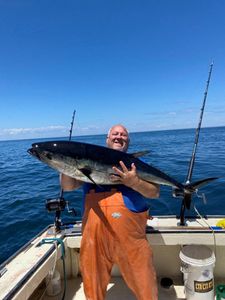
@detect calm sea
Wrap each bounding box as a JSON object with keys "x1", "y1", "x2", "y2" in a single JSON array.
[{"x1": 0, "y1": 127, "x2": 225, "y2": 264}]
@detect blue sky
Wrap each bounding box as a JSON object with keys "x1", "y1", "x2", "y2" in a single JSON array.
[{"x1": 0, "y1": 0, "x2": 225, "y2": 140}]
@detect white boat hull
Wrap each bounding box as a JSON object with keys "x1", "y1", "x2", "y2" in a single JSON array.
[{"x1": 1, "y1": 216, "x2": 225, "y2": 300}]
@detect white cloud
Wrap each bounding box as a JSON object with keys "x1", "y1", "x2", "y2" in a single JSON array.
[
  {"x1": 2, "y1": 125, "x2": 66, "y2": 135},
  {"x1": 0, "y1": 125, "x2": 68, "y2": 140}
]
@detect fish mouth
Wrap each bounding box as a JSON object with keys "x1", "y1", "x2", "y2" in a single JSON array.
[
  {"x1": 27, "y1": 148, "x2": 35, "y2": 156},
  {"x1": 27, "y1": 148, "x2": 41, "y2": 159},
  {"x1": 28, "y1": 148, "x2": 53, "y2": 161}
]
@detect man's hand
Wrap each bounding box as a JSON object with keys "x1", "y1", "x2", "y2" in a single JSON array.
[
  {"x1": 60, "y1": 173, "x2": 83, "y2": 191},
  {"x1": 110, "y1": 160, "x2": 160, "y2": 198},
  {"x1": 111, "y1": 161, "x2": 140, "y2": 188}
]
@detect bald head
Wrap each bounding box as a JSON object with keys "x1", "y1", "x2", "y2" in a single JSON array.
[{"x1": 106, "y1": 124, "x2": 130, "y2": 152}]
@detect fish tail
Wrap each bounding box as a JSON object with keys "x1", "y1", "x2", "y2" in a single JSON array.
[
  {"x1": 173, "y1": 177, "x2": 218, "y2": 210},
  {"x1": 185, "y1": 177, "x2": 218, "y2": 191}
]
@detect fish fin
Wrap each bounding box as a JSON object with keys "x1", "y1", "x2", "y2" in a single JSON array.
[
  {"x1": 130, "y1": 150, "x2": 150, "y2": 158},
  {"x1": 78, "y1": 167, "x2": 97, "y2": 185}
]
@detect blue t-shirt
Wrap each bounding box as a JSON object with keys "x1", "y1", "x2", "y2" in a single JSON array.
[{"x1": 82, "y1": 183, "x2": 149, "y2": 214}]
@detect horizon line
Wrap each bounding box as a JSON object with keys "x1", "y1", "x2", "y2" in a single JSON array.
[{"x1": 0, "y1": 124, "x2": 224, "y2": 143}]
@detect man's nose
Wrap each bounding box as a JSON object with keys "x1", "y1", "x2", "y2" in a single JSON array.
[{"x1": 115, "y1": 134, "x2": 123, "y2": 138}]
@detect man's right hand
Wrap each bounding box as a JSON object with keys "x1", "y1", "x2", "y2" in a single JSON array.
[{"x1": 60, "y1": 173, "x2": 83, "y2": 191}]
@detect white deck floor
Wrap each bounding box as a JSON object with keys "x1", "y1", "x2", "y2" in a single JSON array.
[{"x1": 36, "y1": 277, "x2": 186, "y2": 300}]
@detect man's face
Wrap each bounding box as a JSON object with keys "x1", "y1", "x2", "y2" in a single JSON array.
[{"x1": 106, "y1": 125, "x2": 129, "y2": 152}]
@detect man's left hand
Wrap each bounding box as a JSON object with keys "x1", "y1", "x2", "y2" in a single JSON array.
[{"x1": 111, "y1": 161, "x2": 140, "y2": 188}]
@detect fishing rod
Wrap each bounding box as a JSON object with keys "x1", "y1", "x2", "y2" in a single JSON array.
[
  {"x1": 60, "y1": 109, "x2": 76, "y2": 198},
  {"x1": 186, "y1": 63, "x2": 213, "y2": 184},
  {"x1": 179, "y1": 63, "x2": 213, "y2": 225},
  {"x1": 45, "y1": 110, "x2": 76, "y2": 231},
  {"x1": 69, "y1": 109, "x2": 76, "y2": 142}
]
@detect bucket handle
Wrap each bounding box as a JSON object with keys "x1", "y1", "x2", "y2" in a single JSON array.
[{"x1": 180, "y1": 263, "x2": 190, "y2": 274}]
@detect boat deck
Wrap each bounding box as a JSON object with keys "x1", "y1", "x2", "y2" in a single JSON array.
[
  {"x1": 2, "y1": 216, "x2": 225, "y2": 300},
  {"x1": 32, "y1": 276, "x2": 186, "y2": 300}
]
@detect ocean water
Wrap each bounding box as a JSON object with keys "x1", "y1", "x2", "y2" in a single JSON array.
[{"x1": 0, "y1": 127, "x2": 225, "y2": 264}]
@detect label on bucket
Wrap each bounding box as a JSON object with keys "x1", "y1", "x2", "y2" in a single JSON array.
[{"x1": 194, "y1": 279, "x2": 214, "y2": 293}]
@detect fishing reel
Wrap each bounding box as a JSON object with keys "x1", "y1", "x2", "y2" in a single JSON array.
[
  {"x1": 45, "y1": 197, "x2": 77, "y2": 231},
  {"x1": 46, "y1": 197, "x2": 66, "y2": 212},
  {"x1": 46, "y1": 197, "x2": 77, "y2": 214}
]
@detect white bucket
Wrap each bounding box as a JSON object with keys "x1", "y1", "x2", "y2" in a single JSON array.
[
  {"x1": 180, "y1": 245, "x2": 215, "y2": 300},
  {"x1": 46, "y1": 269, "x2": 61, "y2": 296}
]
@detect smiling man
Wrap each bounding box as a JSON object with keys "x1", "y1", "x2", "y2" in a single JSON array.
[
  {"x1": 106, "y1": 124, "x2": 130, "y2": 152},
  {"x1": 61, "y1": 124, "x2": 159, "y2": 300}
]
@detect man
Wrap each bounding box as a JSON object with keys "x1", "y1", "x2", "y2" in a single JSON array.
[{"x1": 61, "y1": 124, "x2": 159, "y2": 300}]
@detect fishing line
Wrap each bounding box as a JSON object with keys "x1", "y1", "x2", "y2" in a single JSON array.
[
  {"x1": 39, "y1": 238, "x2": 66, "y2": 300},
  {"x1": 193, "y1": 202, "x2": 217, "y2": 259},
  {"x1": 38, "y1": 241, "x2": 59, "y2": 300}
]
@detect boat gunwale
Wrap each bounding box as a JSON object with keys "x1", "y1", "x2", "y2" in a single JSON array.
[
  {"x1": 2, "y1": 214, "x2": 225, "y2": 268},
  {"x1": 0, "y1": 225, "x2": 53, "y2": 271}
]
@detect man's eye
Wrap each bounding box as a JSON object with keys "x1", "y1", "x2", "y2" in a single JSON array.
[{"x1": 111, "y1": 132, "x2": 127, "y2": 137}]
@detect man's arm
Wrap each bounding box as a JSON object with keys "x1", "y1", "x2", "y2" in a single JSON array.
[
  {"x1": 60, "y1": 173, "x2": 83, "y2": 191},
  {"x1": 111, "y1": 161, "x2": 160, "y2": 198},
  {"x1": 128, "y1": 177, "x2": 159, "y2": 198}
]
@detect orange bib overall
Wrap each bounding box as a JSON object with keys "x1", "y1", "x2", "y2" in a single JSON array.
[{"x1": 80, "y1": 189, "x2": 158, "y2": 300}]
